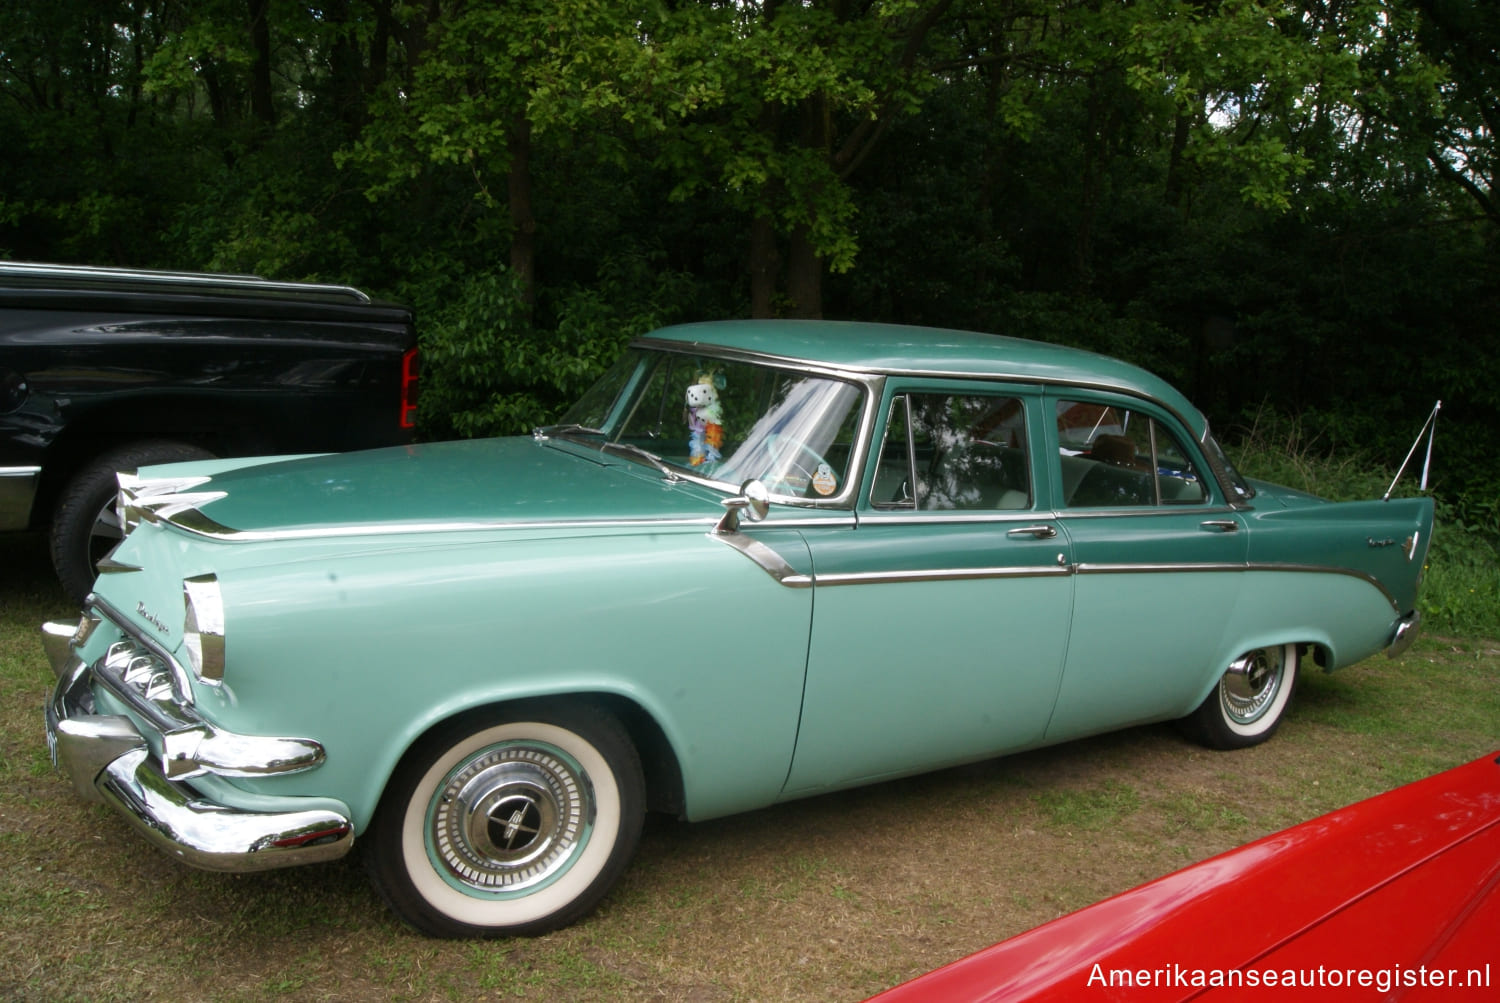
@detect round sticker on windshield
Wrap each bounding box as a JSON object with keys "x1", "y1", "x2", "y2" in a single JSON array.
[{"x1": 811, "y1": 462, "x2": 838, "y2": 496}]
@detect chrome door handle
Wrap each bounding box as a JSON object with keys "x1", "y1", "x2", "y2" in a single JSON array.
[
  {"x1": 1199, "y1": 520, "x2": 1238, "y2": 533},
  {"x1": 1008, "y1": 524, "x2": 1058, "y2": 539}
]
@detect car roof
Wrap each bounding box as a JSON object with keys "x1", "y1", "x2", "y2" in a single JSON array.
[{"x1": 641, "y1": 320, "x2": 1207, "y2": 437}]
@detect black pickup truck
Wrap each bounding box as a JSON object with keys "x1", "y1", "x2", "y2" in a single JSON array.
[{"x1": 1, "y1": 262, "x2": 419, "y2": 601}]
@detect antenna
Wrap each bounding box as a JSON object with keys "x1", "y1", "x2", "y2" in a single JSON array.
[{"x1": 1383, "y1": 401, "x2": 1441, "y2": 501}]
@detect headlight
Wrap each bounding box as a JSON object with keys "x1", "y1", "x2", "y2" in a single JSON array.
[{"x1": 183, "y1": 574, "x2": 226, "y2": 682}]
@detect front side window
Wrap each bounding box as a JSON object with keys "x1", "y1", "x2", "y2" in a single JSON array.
[
  {"x1": 554, "y1": 348, "x2": 864, "y2": 501},
  {"x1": 1055, "y1": 400, "x2": 1208, "y2": 507},
  {"x1": 872, "y1": 392, "x2": 1030, "y2": 511}
]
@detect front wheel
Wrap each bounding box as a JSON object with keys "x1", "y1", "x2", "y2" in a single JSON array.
[
  {"x1": 365, "y1": 704, "x2": 645, "y2": 937},
  {"x1": 1178, "y1": 644, "x2": 1299, "y2": 750}
]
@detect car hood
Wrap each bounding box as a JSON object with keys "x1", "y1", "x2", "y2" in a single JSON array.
[{"x1": 132, "y1": 437, "x2": 724, "y2": 538}]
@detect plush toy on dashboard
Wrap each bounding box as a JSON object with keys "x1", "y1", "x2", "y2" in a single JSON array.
[{"x1": 686, "y1": 374, "x2": 725, "y2": 466}]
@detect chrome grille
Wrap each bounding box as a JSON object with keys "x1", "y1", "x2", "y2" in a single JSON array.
[{"x1": 93, "y1": 634, "x2": 197, "y2": 736}]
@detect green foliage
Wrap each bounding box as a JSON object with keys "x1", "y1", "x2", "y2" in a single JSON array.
[
  {"x1": 416, "y1": 255, "x2": 701, "y2": 439},
  {"x1": 1423, "y1": 496, "x2": 1500, "y2": 638},
  {"x1": 2, "y1": 0, "x2": 1499, "y2": 526}
]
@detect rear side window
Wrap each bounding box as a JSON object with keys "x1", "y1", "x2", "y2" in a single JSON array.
[
  {"x1": 872, "y1": 393, "x2": 1030, "y2": 511},
  {"x1": 1055, "y1": 400, "x2": 1208, "y2": 507}
]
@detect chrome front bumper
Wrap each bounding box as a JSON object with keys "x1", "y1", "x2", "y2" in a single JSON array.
[{"x1": 42, "y1": 618, "x2": 354, "y2": 873}]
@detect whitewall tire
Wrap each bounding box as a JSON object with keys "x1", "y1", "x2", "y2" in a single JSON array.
[
  {"x1": 1179, "y1": 644, "x2": 1299, "y2": 750},
  {"x1": 366, "y1": 704, "x2": 645, "y2": 937}
]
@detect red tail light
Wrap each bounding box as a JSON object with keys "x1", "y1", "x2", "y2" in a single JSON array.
[{"x1": 400, "y1": 347, "x2": 420, "y2": 429}]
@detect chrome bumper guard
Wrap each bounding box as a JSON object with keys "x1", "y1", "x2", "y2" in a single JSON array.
[
  {"x1": 1385, "y1": 610, "x2": 1421, "y2": 659},
  {"x1": 42, "y1": 618, "x2": 353, "y2": 873}
]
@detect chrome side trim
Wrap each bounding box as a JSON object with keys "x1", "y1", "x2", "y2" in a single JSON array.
[
  {"x1": 1073, "y1": 561, "x2": 1400, "y2": 610},
  {"x1": 812, "y1": 565, "x2": 1070, "y2": 586},
  {"x1": 0, "y1": 465, "x2": 42, "y2": 530},
  {"x1": 1074, "y1": 562, "x2": 1246, "y2": 575},
  {"x1": 746, "y1": 516, "x2": 859, "y2": 530},
  {"x1": 858, "y1": 511, "x2": 1052, "y2": 526},
  {"x1": 147, "y1": 511, "x2": 723, "y2": 542},
  {"x1": 716, "y1": 548, "x2": 1403, "y2": 608},
  {"x1": 1055, "y1": 505, "x2": 1240, "y2": 520},
  {"x1": 710, "y1": 531, "x2": 810, "y2": 586},
  {"x1": 858, "y1": 506, "x2": 1239, "y2": 527}
]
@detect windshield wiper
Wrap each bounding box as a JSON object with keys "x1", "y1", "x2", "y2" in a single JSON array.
[
  {"x1": 600, "y1": 440, "x2": 681, "y2": 481},
  {"x1": 534, "y1": 423, "x2": 607, "y2": 440}
]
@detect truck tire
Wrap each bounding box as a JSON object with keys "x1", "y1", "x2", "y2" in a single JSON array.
[{"x1": 50, "y1": 441, "x2": 214, "y2": 604}]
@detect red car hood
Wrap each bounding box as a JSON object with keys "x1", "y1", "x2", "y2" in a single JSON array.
[{"x1": 870, "y1": 753, "x2": 1500, "y2": 1002}]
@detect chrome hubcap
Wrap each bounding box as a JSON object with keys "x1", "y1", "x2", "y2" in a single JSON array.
[
  {"x1": 429, "y1": 743, "x2": 593, "y2": 893},
  {"x1": 1220, "y1": 647, "x2": 1283, "y2": 724}
]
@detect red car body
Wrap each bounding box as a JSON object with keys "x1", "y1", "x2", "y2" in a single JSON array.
[{"x1": 870, "y1": 753, "x2": 1500, "y2": 1002}]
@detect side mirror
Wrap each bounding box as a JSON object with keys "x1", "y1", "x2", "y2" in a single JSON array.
[{"x1": 715, "y1": 479, "x2": 771, "y2": 534}]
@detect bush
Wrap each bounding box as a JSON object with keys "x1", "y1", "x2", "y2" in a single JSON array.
[{"x1": 414, "y1": 255, "x2": 705, "y2": 440}]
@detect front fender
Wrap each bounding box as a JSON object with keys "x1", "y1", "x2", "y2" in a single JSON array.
[{"x1": 197, "y1": 527, "x2": 814, "y2": 830}]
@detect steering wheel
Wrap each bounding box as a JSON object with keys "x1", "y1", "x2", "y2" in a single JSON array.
[{"x1": 763, "y1": 436, "x2": 837, "y2": 497}]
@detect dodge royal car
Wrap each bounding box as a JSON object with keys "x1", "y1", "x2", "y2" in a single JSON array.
[
  {"x1": 40, "y1": 320, "x2": 1433, "y2": 937},
  {"x1": 868, "y1": 752, "x2": 1500, "y2": 1002}
]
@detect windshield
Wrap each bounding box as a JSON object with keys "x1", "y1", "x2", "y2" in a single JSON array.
[{"x1": 554, "y1": 347, "x2": 866, "y2": 502}]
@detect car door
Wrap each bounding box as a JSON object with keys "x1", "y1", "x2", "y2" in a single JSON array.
[
  {"x1": 782, "y1": 383, "x2": 1075, "y2": 796},
  {"x1": 1041, "y1": 389, "x2": 1248, "y2": 741}
]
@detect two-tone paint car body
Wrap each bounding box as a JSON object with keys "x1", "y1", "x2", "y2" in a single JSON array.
[
  {"x1": 868, "y1": 752, "x2": 1500, "y2": 1002},
  {"x1": 41, "y1": 321, "x2": 1433, "y2": 935}
]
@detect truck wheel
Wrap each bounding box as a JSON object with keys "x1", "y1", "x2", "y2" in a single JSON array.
[
  {"x1": 50, "y1": 441, "x2": 214, "y2": 604},
  {"x1": 365, "y1": 704, "x2": 646, "y2": 938}
]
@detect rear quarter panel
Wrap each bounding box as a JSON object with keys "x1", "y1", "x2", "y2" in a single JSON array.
[{"x1": 1239, "y1": 495, "x2": 1433, "y2": 667}]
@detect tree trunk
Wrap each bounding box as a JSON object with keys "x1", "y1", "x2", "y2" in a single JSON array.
[
  {"x1": 247, "y1": 0, "x2": 275, "y2": 127},
  {"x1": 509, "y1": 114, "x2": 537, "y2": 313},
  {"x1": 749, "y1": 214, "x2": 778, "y2": 318},
  {"x1": 1164, "y1": 110, "x2": 1193, "y2": 211},
  {"x1": 786, "y1": 227, "x2": 822, "y2": 319}
]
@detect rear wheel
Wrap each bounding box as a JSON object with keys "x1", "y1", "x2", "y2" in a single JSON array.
[
  {"x1": 50, "y1": 440, "x2": 214, "y2": 603},
  {"x1": 1178, "y1": 644, "x2": 1299, "y2": 750},
  {"x1": 365, "y1": 704, "x2": 645, "y2": 937}
]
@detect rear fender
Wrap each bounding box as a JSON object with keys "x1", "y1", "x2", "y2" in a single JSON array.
[{"x1": 1244, "y1": 496, "x2": 1434, "y2": 613}]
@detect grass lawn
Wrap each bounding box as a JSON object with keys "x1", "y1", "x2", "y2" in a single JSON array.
[{"x1": 1, "y1": 530, "x2": 1496, "y2": 1002}]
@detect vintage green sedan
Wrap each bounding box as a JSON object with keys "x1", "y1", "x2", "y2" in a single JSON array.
[{"x1": 42, "y1": 321, "x2": 1432, "y2": 937}]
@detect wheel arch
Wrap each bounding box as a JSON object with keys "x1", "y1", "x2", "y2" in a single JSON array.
[
  {"x1": 1185, "y1": 632, "x2": 1327, "y2": 716},
  {"x1": 364, "y1": 691, "x2": 686, "y2": 832},
  {"x1": 33, "y1": 399, "x2": 263, "y2": 522}
]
